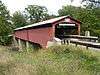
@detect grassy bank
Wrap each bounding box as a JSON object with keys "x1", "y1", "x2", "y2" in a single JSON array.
[{"x1": 0, "y1": 45, "x2": 100, "y2": 75}]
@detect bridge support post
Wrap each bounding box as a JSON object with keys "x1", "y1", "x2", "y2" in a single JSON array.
[
  {"x1": 75, "y1": 44, "x2": 78, "y2": 47},
  {"x1": 18, "y1": 39, "x2": 23, "y2": 51},
  {"x1": 26, "y1": 41, "x2": 30, "y2": 51},
  {"x1": 86, "y1": 46, "x2": 88, "y2": 49},
  {"x1": 13, "y1": 36, "x2": 18, "y2": 46}
]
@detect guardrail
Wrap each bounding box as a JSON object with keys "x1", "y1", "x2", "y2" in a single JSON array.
[
  {"x1": 58, "y1": 35, "x2": 98, "y2": 42},
  {"x1": 70, "y1": 40, "x2": 100, "y2": 49},
  {"x1": 60, "y1": 35, "x2": 100, "y2": 49}
]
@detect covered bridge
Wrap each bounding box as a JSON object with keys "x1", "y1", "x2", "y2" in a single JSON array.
[{"x1": 13, "y1": 16, "x2": 81, "y2": 49}]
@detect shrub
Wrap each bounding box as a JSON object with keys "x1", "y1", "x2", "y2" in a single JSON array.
[{"x1": 0, "y1": 36, "x2": 12, "y2": 46}]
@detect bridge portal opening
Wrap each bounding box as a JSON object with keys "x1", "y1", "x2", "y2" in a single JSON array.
[{"x1": 55, "y1": 23, "x2": 78, "y2": 39}]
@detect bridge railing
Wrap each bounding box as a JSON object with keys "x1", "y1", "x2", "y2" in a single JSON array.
[
  {"x1": 60, "y1": 35, "x2": 100, "y2": 49},
  {"x1": 58, "y1": 35, "x2": 98, "y2": 42}
]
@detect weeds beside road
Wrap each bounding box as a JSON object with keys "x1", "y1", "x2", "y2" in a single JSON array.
[{"x1": 0, "y1": 45, "x2": 100, "y2": 75}]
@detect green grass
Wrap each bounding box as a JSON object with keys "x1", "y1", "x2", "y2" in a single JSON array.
[{"x1": 0, "y1": 45, "x2": 100, "y2": 75}]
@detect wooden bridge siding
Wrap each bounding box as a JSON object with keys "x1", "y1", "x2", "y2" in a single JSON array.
[
  {"x1": 28, "y1": 27, "x2": 53, "y2": 48},
  {"x1": 14, "y1": 29, "x2": 28, "y2": 41}
]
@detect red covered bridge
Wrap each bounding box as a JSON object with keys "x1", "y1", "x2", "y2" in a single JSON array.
[{"x1": 13, "y1": 16, "x2": 81, "y2": 49}]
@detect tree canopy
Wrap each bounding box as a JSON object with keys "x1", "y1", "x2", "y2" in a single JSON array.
[
  {"x1": 0, "y1": 0, "x2": 12, "y2": 36},
  {"x1": 12, "y1": 11, "x2": 28, "y2": 28},
  {"x1": 82, "y1": 0, "x2": 100, "y2": 8},
  {"x1": 25, "y1": 5, "x2": 49, "y2": 23},
  {"x1": 0, "y1": 0, "x2": 13, "y2": 45}
]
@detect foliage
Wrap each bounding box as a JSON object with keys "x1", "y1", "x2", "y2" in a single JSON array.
[
  {"x1": 0, "y1": 1, "x2": 12, "y2": 35},
  {"x1": 82, "y1": 0, "x2": 100, "y2": 8},
  {"x1": 0, "y1": 45, "x2": 100, "y2": 75},
  {"x1": 12, "y1": 11, "x2": 28, "y2": 28},
  {"x1": 58, "y1": 5, "x2": 76, "y2": 16},
  {"x1": 0, "y1": 0, "x2": 12, "y2": 45},
  {"x1": 0, "y1": 36, "x2": 12, "y2": 46},
  {"x1": 12, "y1": 6, "x2": 57, "y2": 27},
  {"x1": 25, "y1": 5, "x2": 49, "y2": 23}
]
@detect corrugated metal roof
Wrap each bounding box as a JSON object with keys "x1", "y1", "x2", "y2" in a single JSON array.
[{"x1": 14, "y1": 16, "x2": 68, "y2": 31}]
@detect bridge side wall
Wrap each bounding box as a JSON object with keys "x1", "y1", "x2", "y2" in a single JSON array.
[
  {"x1": 14, "y1": 26, "x2": 53, "y2": 48},
  {"x1": 28, "y1": 27, "x2": 53, "y2": 48}
]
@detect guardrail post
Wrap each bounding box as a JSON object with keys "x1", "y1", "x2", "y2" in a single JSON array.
[
  {"x1": 66, "y1": 40, "x2": 70, "y2": 45},
  {"x1": 85, "y1": 31, "x2": 90, "y2": 36},
  {"x1": 64, "y1": 39, "x2": 66, "y2": 44},
  {"x1": 61, "y1": 39, "x2": 66, "y2": 45}
]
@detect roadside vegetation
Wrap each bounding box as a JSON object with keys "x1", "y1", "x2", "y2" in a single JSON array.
[{"x1": 0, "y1": 45, "x2": 100, "y2": 75}]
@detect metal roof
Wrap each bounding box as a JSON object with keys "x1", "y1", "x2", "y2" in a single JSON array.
[{"x1": 14, "y1": 15, "x2": 80, "y2": 31}]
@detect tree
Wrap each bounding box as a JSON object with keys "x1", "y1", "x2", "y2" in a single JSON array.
[
  {"x1": 0, "y1": 0, "x2": 12, "y2": 36},
  {"x1": 12, "y1": 11, "x2": 28, "y2": 28},
  {"x1": 25, "y1": 5, "x2": 49, "y2": 23},
  {"x1": 0, "y1": 0, "x2": 12, "y2": 45},
  {"x1": 82, "y1": 0, "x2": 100, "y2": 8},
  {"x1": 58, "y1": 5, "x2": 78, "y2": 17},
  {"x1": 93, "y1": 7, "x2": 100, "y2": 19}
]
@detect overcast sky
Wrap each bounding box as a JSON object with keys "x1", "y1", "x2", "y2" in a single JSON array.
[{"x1": 2, "y1": 0, "x2": 82, "y2": 15}]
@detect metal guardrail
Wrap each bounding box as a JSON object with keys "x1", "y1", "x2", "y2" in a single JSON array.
[
  {"x1": 58, "y1": 35, "x2": 98, "y2": 40},
  {"x1": 60, "y1": 35, "x2": 100, "y2": 49},
  {"x1": 70, "y1": 40, "x2": 100, "y2": 49}
]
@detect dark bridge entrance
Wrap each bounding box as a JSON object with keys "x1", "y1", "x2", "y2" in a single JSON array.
[{"x1": 55, "y1": 23, "x2": 78, "y2": 39}]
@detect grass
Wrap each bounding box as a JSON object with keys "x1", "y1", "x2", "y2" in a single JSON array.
[{"x1": 0, "y1": 45, "x2": 100, "y2": 75}]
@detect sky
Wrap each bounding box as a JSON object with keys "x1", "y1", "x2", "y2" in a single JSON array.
[{"x1": 2, "y1": 0, "x2": 82, "y2": 15}]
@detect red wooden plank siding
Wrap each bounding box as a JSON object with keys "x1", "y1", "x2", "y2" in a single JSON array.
[
  {"x1": 28, "y1": 27, "x2": 53, "y2": 48},
  {"x1": 14, "y1": 29, "x2": 28, "y2": 40}
]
